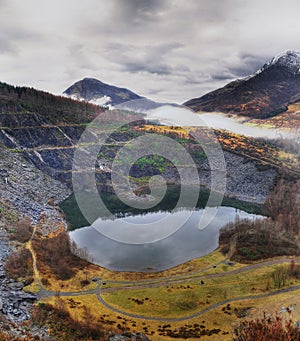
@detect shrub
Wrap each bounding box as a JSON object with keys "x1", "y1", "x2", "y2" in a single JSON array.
[
  {"x1": 219, "y1": 219, "x2": 299, "y2": 262},
  {"x1": 32, "y1": 302, "x2": 105, "y2": 341},
  {"x1": 11, "y1": 216, "x2": 33, "y2": 243},
  {"x1": 234, "y1": 312, "x2": 300, "y2": 340},
  {"x1": 32, "y1": 232, "x2": 88, "y2": 280},
  {"x1": 5, "y1": 248, "x2": 33, "y2": 280},
  {"x1": 266, "y1": 179, "x2": 300, "y2": 235},
  {"x1": 271, "y1": 266, "x2": 289, "y2": 289}
]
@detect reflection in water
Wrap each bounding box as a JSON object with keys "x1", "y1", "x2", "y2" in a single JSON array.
[{"x1": 70, "y1": 207, "x2": 262, "y2": 272}]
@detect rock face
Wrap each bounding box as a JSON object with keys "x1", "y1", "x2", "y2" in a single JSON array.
[
  {"x1": 0, "y1": 81, "x2": 104, "y2": 185},
  {"x1": 211, "y1": 151, "x2": 276, "y2": 203},
  {"x1": 0, "y1": 80, "x2": 277, "y2": 209},
  {"x1": 129, "y1": 151, "x2": 276, "y2": 204},
  {"x1": 0, "y1": 146, "x2": 71, "y2": 222},
  {"x1": 0, "y1": 146, "x2": 70, "y2": 325},
  {"x1": 184, "y1": 50, "x2": 300, "y2": 118},
  {"x1": 0, "y1": 233, "x2": 37, "y2": 322}
]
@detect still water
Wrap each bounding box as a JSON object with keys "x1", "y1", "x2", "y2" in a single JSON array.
[{"x1": 68, "y1": 204, "x2": 262, "y2": 272}]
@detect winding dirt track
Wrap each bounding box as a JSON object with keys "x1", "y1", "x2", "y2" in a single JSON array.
[
  {"x1": 27, "y1": 230, "x2": 300, "y2": 322},
  {"x1": 100, "y1": 258, "x2": 300, "y2": 292},
  {"x1": 97, "y1": 285, "x2": 300, "y2": 322}
]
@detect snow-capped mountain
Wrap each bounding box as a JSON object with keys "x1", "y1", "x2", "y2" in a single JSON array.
[
  {"x1": 263, "y1": 50, "x2": 300, "y2": 73},
  {"x1": 63, "y1": 78, "x2": 142, "y2": 107},
  {"x1": 184, "y1": 50, "x2": 300, "y2": 118},
  {"x1": 64, "y1": 78, "x2": 180, "y2": 113}
]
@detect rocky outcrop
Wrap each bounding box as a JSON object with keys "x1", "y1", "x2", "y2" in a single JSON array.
[
  {"x1": 0, "y1": 117, "x2": 276, "y2": 209},
  {"x1": 198, "y1": 151, "x2": 276, "y2": 203},
  {"x1": 0, "y1": 232, "x2": 36, "y2": 322},
  {"x1": 0, "y1": 146, "x2": 71, "y2": 222},
  {"x1": 0, "y1": 145, "x2": 71, "y2": 325},
  {"x1": 0, "y1": 112, "x2": 82, "y2": 185},
  {"x1": 0, "y1": 81, "x2": 279, "y2": 207},
  {"x1": 129, "y1": 153, "x2": 276, "y2": 204}
]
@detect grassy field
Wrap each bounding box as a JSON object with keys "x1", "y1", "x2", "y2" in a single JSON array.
[
  {"x1": 41, "y1": 283, "x2": 300, "y2": 341},
  {"x1": 24, "y1": 221, "x2": 300, "y2": 340},
  {"x1": 25, "y1": 219, "x2": 300, "y2": 339},
  {"x1": 42, "y1": 294, "x2": 236, "y2": 340},
  {"x1": 103, "y1": 263, "x2": 299, "y2": 318}
]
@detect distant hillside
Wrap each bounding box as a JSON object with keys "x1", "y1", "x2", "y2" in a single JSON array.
[
  {"x1": 64, "y1": 77, "x2": 142, "y2": 106},
  {"x1": 0, "y1": 81, "x2": 103, "y2": 124},
  {"x1": 64, "y1": 77, "x2": 181, "y2": 113},
  {"x1": 184, "y1": 50, "x2": 300, "y2": 118}
]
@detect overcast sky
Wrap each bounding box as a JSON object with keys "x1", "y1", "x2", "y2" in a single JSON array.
[{"x1": 1, "y1": 0, "x2": 300, "y2": 103}]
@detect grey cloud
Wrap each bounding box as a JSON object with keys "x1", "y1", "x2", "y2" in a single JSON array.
[
  {"x1": 0, "y1": 31, "x2": 29, "y2": 54},
  {"x1": 111, "y1": 0, "x2": 168, "y2": 25},
  {"x1": 240, "y1": 53, "x2": 269, "y2": 69},
  {"x1": 228, "y1": 53, "x2": 271, "y2": 77},
  {"x1": 0, "y1": 22, "x2": 43, "y2": 54},
  {"x1": 183, "y1": 78, "x2": 205, "y2": 86},
  {"x1": 2, "y1": 0, "x2": 300, "y2": 104},
  {"x1": 211, "y1": 73, "x2": 234, "y2": 81},
  {"x1": 0, "y1": 0, "x2": 7, "y2": 8},
  {"x1": 105, "y1": 42, "x2": 184, "y2": 76},
  {"x1": 0, "y1": 33, "x2": 13, "y2": 53},
  {"x1": 84, "y1": 0, "x2": 168, "y2": 36},
  {"x1": 228, "y1": 66, "x2": 254, "y2": 77},
  {"x1": 147, "y1": 87, "x2": 166, "y2": 96},
  {"x1": 67, "y1": 44, "x2": 96, "y2": 70},
  {"x1": 122, "y1": 61, "x2": 173, "y2": 75},
  {"x1": 194, "y1": 0, "x2": 239, "y2": 21},
  {"x1": 240, "y1": 53, "x2": 269, "y2": 63},
  {"x1": 149, "y1": 42, "x2": 184, "y2": 56}
]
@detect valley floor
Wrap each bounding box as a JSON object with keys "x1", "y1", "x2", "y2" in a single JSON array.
[
  {"x1": 0, "y1": 123, "x2": 299, "y2": 339},
  {"x1": 24, "y1": 222, "x2": 300, "y2": 340}
]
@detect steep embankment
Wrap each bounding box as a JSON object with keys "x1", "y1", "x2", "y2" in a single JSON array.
[
  {"x1": 0, "y1": 146, "x2": 70, "y2": 221},
  {"x1": 0, "y1": 145, "x2": 71, "y2": 324},
  {"x1": 0, "y1": 81, "x2": 281, "y2": 209},
  {"x1": 0, "y1": 82, "x2": 105, "y2": 185}
]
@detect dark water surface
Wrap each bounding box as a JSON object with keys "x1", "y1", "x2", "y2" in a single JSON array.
[{"x1": 61, "y1": 187, "x2": 265, "y2": 272}]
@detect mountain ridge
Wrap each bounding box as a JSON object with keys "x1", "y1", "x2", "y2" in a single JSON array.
[
  {"x1": 63, "y1": 77, "x2": 143, "y2": 106},
  {"x1": 64, "y1": 77, "x2": 181, "y2": 113},
  {"x1": 184, "y1": 50, "x2": 300, "y2": 118}
]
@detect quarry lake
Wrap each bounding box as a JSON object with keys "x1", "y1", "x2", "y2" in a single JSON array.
[{"x1": 61, "y1": 188, "x2": 266, "y2": 272}]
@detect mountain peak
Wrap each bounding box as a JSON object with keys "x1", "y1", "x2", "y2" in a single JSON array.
[
  {"x1": 184, "y1": 49, "x2": 300, "y2": 118},
  {"x1": 64, "y1": 78, "x2": 142, "y2": 106},
  {"x1": 262, "y1": 50, "x2": 300, "y2": 73},
  {"x1": 81, "y1": 77, "x2": 104, "y2": 84}
]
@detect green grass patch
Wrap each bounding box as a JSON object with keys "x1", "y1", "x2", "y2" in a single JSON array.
[{"x1": 103, "y1": 263, "x2": 299, "y2": 318}]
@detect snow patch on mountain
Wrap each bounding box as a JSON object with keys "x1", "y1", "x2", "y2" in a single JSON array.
[
  {"x1": 270, "y1": 50, "x2": 300, "y2": 67},
  {"x1": 255, "y1": 50, "x2": 300, "y2": 75}
]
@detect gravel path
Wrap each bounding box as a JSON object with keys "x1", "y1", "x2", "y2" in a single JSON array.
[{"x1": 31, "y1": 248, "x2": 300, "y2": 322}]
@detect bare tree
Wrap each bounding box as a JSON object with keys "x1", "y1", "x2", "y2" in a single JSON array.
[{"x1": 271, "y1": 266, "x2": 289, "y2": 289}]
